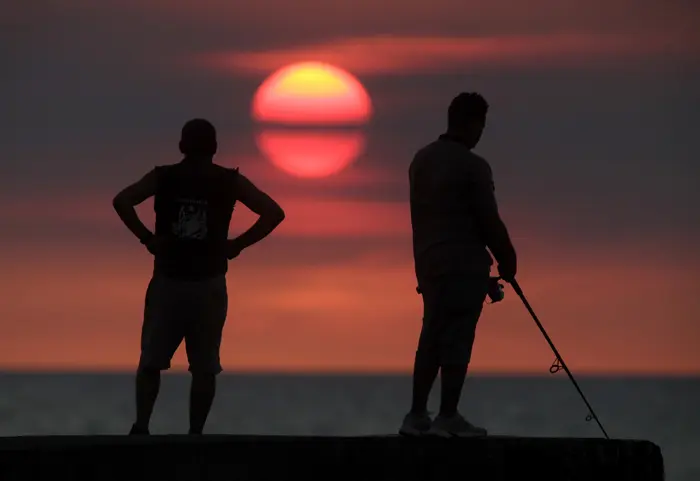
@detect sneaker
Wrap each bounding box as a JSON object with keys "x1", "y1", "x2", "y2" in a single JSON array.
[
  {"x1": 398, "y1": 411, "x2": 432, "y2": 436},
  {"x1": 128, "y1": 424, "x2": 150, "y2": 435},
  {"x1": 427, "y1": 413, "x2": 487, "y2": 437}
]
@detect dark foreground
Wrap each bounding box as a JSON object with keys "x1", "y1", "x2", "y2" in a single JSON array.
[{"x1": 0, "y1": 435, "x2": 663, "y2": 481}]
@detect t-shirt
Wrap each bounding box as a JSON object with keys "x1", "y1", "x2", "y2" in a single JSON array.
[{"x1": 409, "y1": 134, "x2": 516, "y2": 281}]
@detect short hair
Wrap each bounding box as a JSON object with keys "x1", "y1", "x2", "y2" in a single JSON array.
[
  {"x1": 447, "y1": 92, "x2": 489, "y2": 129},
  {"x1": 180, "y1": 118, "x2": 217, "y2": 156}
]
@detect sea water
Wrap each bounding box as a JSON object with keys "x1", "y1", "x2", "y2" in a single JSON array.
[{"x1": 0, "y1": 373, "x2": 697, "y2": 481}]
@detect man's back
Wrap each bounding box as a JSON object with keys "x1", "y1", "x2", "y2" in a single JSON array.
[
  {"x1": 409, "y1": 136, "x2": 496, "y2": 280},
  {"x1": 153, "y1": 161, "x2": 238, "y2": 280}
]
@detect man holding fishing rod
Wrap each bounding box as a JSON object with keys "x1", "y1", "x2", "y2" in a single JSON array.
[{"x1": 400, "y1": 93, "x2": 518, "y2": 437}]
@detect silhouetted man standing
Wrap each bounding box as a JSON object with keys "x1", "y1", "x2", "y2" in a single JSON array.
[
  {"x1": 113, "y1": 119, "x2": 285, "y2": 435},
  {"x1": 399, "y1": 93, "x2": 517, "y2": 437}
]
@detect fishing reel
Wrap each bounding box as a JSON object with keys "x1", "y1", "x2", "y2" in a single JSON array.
[{"x1": 486, "y1": 276, "x2": 505, "y2": 304}]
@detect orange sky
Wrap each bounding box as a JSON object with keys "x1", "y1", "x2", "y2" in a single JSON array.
[{"x1": 2, "y1": 184, "x2": 698, "y2": 374}]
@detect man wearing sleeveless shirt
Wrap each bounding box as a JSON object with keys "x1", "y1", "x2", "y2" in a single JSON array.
[
  {"x1": 113, "y1": 119, "x2": 285, "y2": 435},
  {"x1": 399, "y1": 93, "x2": 517, "y2": 437}
]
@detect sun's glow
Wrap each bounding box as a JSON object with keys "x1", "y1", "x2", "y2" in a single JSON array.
[
  {"x1": 255, "y1": 130, "x2": 365, "y2": 178},
  {"x1": 252, "y1": 62, "x2": 373, "y2": 125}
]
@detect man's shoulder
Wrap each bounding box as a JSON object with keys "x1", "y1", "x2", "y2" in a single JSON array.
[
  {"x1": 412, "y1": 139, "x2": 443, "y2": 158},
  {"x1": 150, "y1": 163, "x2": 177, "y2": 182},
  {"x1": 212, "y1": 163, "x2": 239, "y2": 174},
  {"x1": 413, "y1": 139, "x2": 487, "y2": 160},
  {"x1": 467, "y1": 151, "x2": 492, "y2": 174},
  {"x1": 153, "y1": 162, "x2": 240, "y2": 186},
  {"x1": 208, "y1": 164, "x2": 240, "y2": 184},
  {"x1": 467, "y1": 150, "x2": 488, "y2": 164},
  {"x1": 153, "y1": 161, "x2": 193, "y2": 177},
  {"x1": 153, "y1": 162, "x2": 179, "y2": 171},
  {"x1": 411, "y1": 141, "x2": 489, "y2": 167},
  {"x1": 409, "y1": 140, "x2": 442, "y2": 170}
]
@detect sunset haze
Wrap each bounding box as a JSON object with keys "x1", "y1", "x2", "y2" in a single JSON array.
[{"x1": 3, "y1": 0, "x2": 700, "y2": 375}]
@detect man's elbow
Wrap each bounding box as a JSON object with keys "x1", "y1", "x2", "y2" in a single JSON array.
[
  {"x1": 271, "y1": 205, "x2": 286, "y2": 224},
  {"x1": 112, "y1": 192, "x2": 132, "y2": 212},
  {"x1": 262, "y1": 204, "x2": 285, "y2": 225}
]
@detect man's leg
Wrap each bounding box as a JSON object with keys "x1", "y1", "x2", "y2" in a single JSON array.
[
  {"x1": 399, "y1": 279, "x2": 442, "y2": 436},
  {"x1": 189, "y1": 373, "x2": 217, "y2": 435},
  {"x1": 410, "y1": 281, "x2": 443, "y2": 414},
  {"x1": 133, "y1": 367, "x2": 161, "y2": 433},
  {"x1": 439, "y1": 362, "x2": 470, "y2": 417},
  {"x1": 429, "y1": 273, "x2": 489, "y2": 437},
  {"x1": 184, "y1": 276, "x2": 228, "y2": 435},
  {"x1": 410, "y1": 345, "x2": 441, "y2": 415},
  {"x1": 132, "y1": 276, "x2": 185, "y2": 434}
]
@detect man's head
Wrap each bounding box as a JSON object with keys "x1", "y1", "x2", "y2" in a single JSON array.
[
  {"x1": 446, "y1": 92, "x2": 489, "y2": 149},
  {"x1": 179, "y1": 118, "x2": 218, "y2": 158}
]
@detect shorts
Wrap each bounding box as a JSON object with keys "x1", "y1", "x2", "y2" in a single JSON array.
[
  {"x1": 416, "y1": 272, "x2": 490, "y2": 366},
  {"x1": 138, "y1": 274, "x2": 228, "y2": 374}
]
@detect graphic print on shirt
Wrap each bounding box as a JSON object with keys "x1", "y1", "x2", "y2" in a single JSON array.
[{"x1": 171, "y1": 199, "x2": 208, "y2": 240}]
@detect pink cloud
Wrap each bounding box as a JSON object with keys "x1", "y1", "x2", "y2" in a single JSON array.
[{"x1": 194, "y1": 33, "x2": 700, "y2": 76}]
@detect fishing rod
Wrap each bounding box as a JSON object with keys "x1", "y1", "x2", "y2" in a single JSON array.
[{"x1": 507, "y1": 278, "x2": 610, "y2": 439}]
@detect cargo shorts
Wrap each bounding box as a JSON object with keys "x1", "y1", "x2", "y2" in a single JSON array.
[
  {"x1": 416, "y1": 272, "x2": 490, "y2": 366},
  {"x1": 138, "y1": 274, "x2": 228, "y2": 374}
]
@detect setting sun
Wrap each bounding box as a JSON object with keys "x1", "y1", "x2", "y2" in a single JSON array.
[
  {"x1": 255, "y1": 130, "x2": 366, "y2": 178},
  {"x1": 251, "y1": 62, "x2": 373, "y2": 125}
]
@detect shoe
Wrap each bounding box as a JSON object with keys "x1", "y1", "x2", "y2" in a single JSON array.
[
  {"x1": 398, "y1": 411, "x2": 432, "y2": 436},
  {"x1": 427, "y1": 413, "x2": 487, "y2": 437},
  {"x1": 129, "y1": 424, "x2": 150, "y2": 435}
]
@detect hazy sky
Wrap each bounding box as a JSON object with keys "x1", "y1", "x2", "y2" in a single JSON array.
[{"x1": 3, "y1": 0, "x2": 699, "y2": 373}]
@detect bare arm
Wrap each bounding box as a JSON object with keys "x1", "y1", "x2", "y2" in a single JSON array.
[
  {"x1": 112, "y1": 169, "x2": 157, "y2": 244},
  {"x1": 469, "y1": 159, "x2": 517, "y2": 272},
  {"x1": 230, "y1": 173, "x2": 285, "y2": 251}
]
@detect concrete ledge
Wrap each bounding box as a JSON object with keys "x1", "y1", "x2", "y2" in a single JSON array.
[{"x1": 0, "y1": 435, "x2": 663, "y2": 481}]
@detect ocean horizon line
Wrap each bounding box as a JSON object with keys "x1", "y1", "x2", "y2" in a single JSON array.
[{"x1": 0, "y1": 368, "x2": 697, "y2": 379}]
